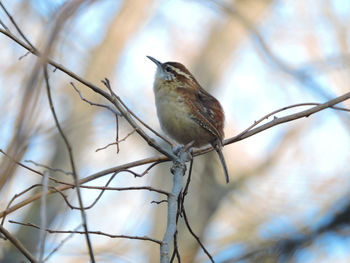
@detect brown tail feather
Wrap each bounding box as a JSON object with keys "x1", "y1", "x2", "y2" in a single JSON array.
[{"x1": 214, "y1": 145, "x2": 229, "y2": 183}]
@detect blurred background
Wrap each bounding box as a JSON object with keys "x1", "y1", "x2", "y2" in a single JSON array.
[{"x1": 1, "y1": 0, "x2": 350, "y2": 262}]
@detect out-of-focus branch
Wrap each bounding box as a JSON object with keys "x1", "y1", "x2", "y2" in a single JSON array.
[
  {"x1": 43, "y1": 67, "x2": 95, "y2": 263},
  {"x1": 38, "y1": 172, "x2": 48, "y2": 262},
  {"x1": 0, "y1": 224, "x2": 37, "y2": 263},
  {"x1": 209, "y1": 0, "x2": 337, "y2": 100}
]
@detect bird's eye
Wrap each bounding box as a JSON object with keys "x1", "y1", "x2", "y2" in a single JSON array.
[{"x1": 164, "y1": 66, "x2": 171, "y2": 72}]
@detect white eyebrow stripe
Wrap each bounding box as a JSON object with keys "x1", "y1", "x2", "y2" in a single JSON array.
[{"x1": 168, "y1": 65, "x2": 193, "y2": 81}]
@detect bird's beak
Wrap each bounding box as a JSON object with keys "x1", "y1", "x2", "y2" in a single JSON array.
[{"x1": 147, "y1": 56, "x2": 162, "y2": 67}]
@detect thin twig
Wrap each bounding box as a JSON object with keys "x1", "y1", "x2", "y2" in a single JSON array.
[
  {"x1": 115, "y1": 114, "x2": 120, "y2": 153},
  {"x1": 82, "y1": 185, "x2": 169, "y2": 196},
  {"x1": 0, "y1": 1, "x2": 36, "y2": 50},
  {"x1": 170, "y1": 230, "x2": 181, "y2": 263},
  {"x1": 0, "y1": 149, "x2": 62, "y2": 182},
  {"x1": 226, "y1": 93, "x2": 350, "y2": 145},
  {"x1": 0, "y1": 156, "x2": 167, "y2": 218},
  {"x1": 43, "y1": 66, "x2": 95, "y2": 262},
  {"x1": 101, "y1": 78, "x2": 175, "y2": 156},
  {"x1": 18, "y1": 51, "x2": 31, "y2": 60},
  {"x1": 183, "y1": 158, "x2": 194, "y2": 198},
  {"x1": 1, "y1": 184, "x2": 43, "y2": 226},
  {"x1": 102, "y1": 78, "x2": 174, "y2": 146},
  {"x1": 95, "y1": 129, "x2": 136, "y2": 152},
  {"x1": 9, "y1": 221, "x2": 162, "y2": 245},
  {"x1": 43, "y1": 225, "x2": 82, "y2": 262},
  {"x1": 70, "y1": 82, "x2": 121, "y2": 116},
  {"x1": 194, "y1": 93, "x2": 350, "y2": 157},
  {"x1": 0, "y1": 18, "x2": 9, "y2": 32},
  {"x1": 232, "y1": 102, "x2": 350, "y2": 142},
  {"x1": 24, "y1": 159, "x2": 73, "y2": 175},
  {"x1": 182, "y1": 207, "x2": 215, "y2": 262}
]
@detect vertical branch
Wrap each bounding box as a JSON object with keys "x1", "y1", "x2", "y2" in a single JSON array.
[
  {"x1": 115, "y1": 115, "x2": 120, "y2": 153},
  {"x1": 38, "y1": 171, "x2": 49, "y2": 262},
  {"x1": 43, "y1": 67, "x2": 95, "y2": 263},
  {"x1": 160, "y1": 150, "x2": 188, "y2": 263}
]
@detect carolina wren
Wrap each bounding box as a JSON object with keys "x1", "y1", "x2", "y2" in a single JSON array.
[{"x1": 147, "y1": 56, "x2": 229, "y2": 183}]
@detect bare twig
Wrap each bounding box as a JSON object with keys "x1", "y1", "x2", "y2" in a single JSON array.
[
  {"x1": 0, "y1": 1, "x2": 36, "y2": 50},
  {"x1": 101, "y1": 78, "x2": 176, "y2": 158},
  {"x1": 82, "y1": 185, "x2": 169, "y2": 196},
  {"x1": 182, "y1": 207, "x2": 215, "y2": 263},
  {"x1": 170, "y1": 230, "x2": 181, "y2": 263},
  {"x1": 95, "y1": 129, "x2": 136, "y2": 152},
  {"x1": 0, "y1": 18, "x2": 9, "y2": 32},
  {"x1": 0, "y1": 224, "x2": 37, "y2": 263},
  {"x1": 232, "y1": 102, "x2": 350, "y2": 141},
  {"x1": 115, "y1": 115, "x2": 120, "y2": 153},
  {"x1": 9, "y1": 221, "x2": 162, "y2": 245},
  {"x1": 195, "y1": 93, "x2": 350, "y2": 157},
  {"x1": 102, "y1": 78, "x2": 174, "y2": 146},
  {"x1": 1, "y1": 184, "x2": 43, "y2": 226},
  {"x1": 226, "y1": 92, "x2": 350, "y2": 145},
  {"x1": 0, "y1": 156, "x2": 167, "y2": 218},
  {"x1": 24, "y1": 159, "x2": 73, "y2": 175},
  {"x1": 18, "y1": 51, "x2": 31, "y2": 60},
  {"x1": 43, "y1": 67, "x2": 95, "y2": 262},
  {"x1": 70, "y1": 82, "x2": 121, "y2": 116},
  {"x1": 43, "y1": 225, "x2": 82, "y2": 262}
]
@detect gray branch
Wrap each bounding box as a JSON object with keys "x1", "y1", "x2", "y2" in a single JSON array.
[{"x1": 160, "y1": 150, "x2": 188, "y2": 263}]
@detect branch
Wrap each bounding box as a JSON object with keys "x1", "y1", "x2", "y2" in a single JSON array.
[
  {"x1": 160, "y1": 149, "x2": 188, "y2": 263},
  {"x1": 43, "y1": 225, "x2": 82, "y2": 262},
  {"x1": 9, "y1": 221, "x2": 162, "y2": 245},
  {"x1": 95, "y1": 129, "x2": 136, "y2": 152},
  {"x1": 0, "y1": 156, "x2": 167, "y2": 218},
  {"x1": 38, "y1": 171, "x2": 49, "y2": 262},
  {"x1": 43, "y1": 67, "x2": 95, "y2": 262},
  {"x1": 0, "y1": 1, "x2": 36, "y2": 50},
  {"x1": 227, "y1": 92, "x2": 350, "y2": 144},
  {"x1": 194, "y1": 93, "x2": 350, "y2": 157},
  {"x1": 0, "y1": 224, "x2": 37, "y2": 263},
  {"x1": 182, "y1": 207, "x2": 214, "y2": 262}
]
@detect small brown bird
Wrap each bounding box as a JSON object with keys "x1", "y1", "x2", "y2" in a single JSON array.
[{"x1": 147, "y1": 56, "x2": 229, "y2": 183}]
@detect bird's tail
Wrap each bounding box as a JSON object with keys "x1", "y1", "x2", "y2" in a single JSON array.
[{"x1": 214, "y1": 145, "x2": 229, "y2": 183}]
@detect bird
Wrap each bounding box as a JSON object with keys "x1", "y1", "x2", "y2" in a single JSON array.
[{"x1": 147, "y1": 56, "x2": 229, "y2": 183}]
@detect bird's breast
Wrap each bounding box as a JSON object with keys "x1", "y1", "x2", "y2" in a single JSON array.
[{"x1": 154, "y1": 87, "x2": 212, "y2": 146}]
